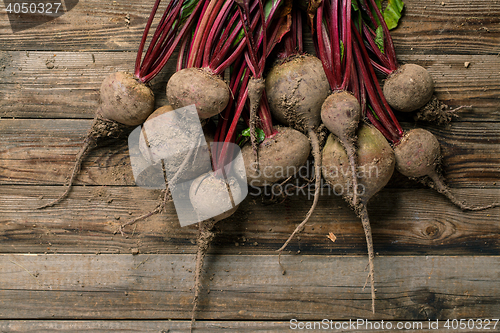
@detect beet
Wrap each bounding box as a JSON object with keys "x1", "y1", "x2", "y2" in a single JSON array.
[
  {"x1": 322, "y1": 124, "x2": 395, "y2": 313},
  {"x1": 266, "y1": 55, "x2": 330, "y2": 132},
  {"x1": 188, "y1": 172, "x2": 243, "y2": 328},
  {"x1": 266, "y1": 55, "x2": 330, "y2": 251},
  {"x1": 38, "y1": 72, "x2": 155, "y2": 209},
  {"x1": 138, "y1": 105, "x2": 214, "y2": 182},
  {"x1": 166, "y1": 68, "x2": 230, "y2": 120},
  {"x1": 241, "y1": 126, "x2": 311, "y2": 187},
  {"x1": 99, "y1": 72, "x2": 155, "y2": 125},
  {"x1": 394, "y1": 128, "x2": 499, "y2": 211},
  {"x1": 321, "y1": 91, "x2": 361, "y2": 205},
  {"x1": 383, "y1": 64, "x2": 434, "y2": 113}
]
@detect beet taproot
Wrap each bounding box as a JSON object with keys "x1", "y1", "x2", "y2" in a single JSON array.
[{"x1": 322, "y1": 124, "x2": 395, "y2": 313}]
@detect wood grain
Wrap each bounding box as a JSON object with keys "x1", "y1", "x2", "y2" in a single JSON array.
[
  {"x1": 1, "y1": 185, "x2": 498, "y2": 255},
  {"x1": 0, "y1": 320, "x2": 492, "y2": 332},
  {"x1": 0, "y1": 254, "x2": 499, "y2": 320}
]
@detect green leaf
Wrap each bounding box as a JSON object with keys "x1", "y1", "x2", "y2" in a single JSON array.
[
  {"x1": 240, "y1": 127, "x2": 265, "y2": 143},
  {"x1": 241, "y1": 128, "x2": 251, "y2": 137},
  {"x1": 256, "y1": 128, "x2": 265, "y2": 143},
  {"x1": 383, "y1": 0, "x2": 404, "y2": 30},
  {"x1": 375, "y1": 26, "x2": 384, "y2": 53},
  {"x1": 351, "y1": 0, "x2": 359, "y2": 11}
]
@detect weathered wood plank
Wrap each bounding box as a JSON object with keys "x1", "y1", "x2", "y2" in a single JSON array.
[
  {"x1": 0, "y1": 0, "x2": 498, "y2": 54},
  {"x1": 1, "y1": 52, "x2": 498, "y2": 121},
  {"x1": 390, "y1": 0, "x2": 500, "y2": 56},
  {"x1": 0, "y1": 320, "x2": 492, "y2": 332},
  {"x1": 1, "y1": 119, "x2": 498, "y2": 186},
  {"x1": 0, "y1": 254, "x2": 499, "y2": 320},
  {"x1": 1, "y1": 185, "x2": 498, "y2": 255}
]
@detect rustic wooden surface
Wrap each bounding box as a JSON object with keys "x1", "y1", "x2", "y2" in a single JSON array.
[{"x1": 0, "y1": 0, "x2": 499, "y2": 331}]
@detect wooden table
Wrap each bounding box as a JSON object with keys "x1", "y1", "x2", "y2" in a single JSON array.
[{"x1": 1, "y1": 0, "x2": 499, "y2": 331}]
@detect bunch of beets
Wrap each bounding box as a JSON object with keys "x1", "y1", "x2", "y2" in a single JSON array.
[{"x1": 38, "y1": 0, "x2": 498, "y2": 326}]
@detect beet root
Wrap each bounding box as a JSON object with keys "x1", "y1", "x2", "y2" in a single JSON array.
[
  {"x1": 322, "y1": 124, "x2": 396, "y2": 313},
  {"x1": 321, "y1": 90, "x2": 361, "y2": 205},
  {"x1": 38, "y1": 71, "x2": 155, "y2": 209},
  {"x1": 138, "y1": 105, "x2": 214, "y2": 182},
  {"x1": 188, "y1": 172, "x2": 243, "y2": 330},
  {"x1": 39, "y1": 76, "x2": 153, "y2": 209},
  {"x1": 241, "y1": 126, "x2": 311, "y2": 187},
  {"x1": 383, "y1": 64, "x2": 434, "y2": 113},
  {"x1": 266, "y1": 55, "x2": 330, "y2": 250},
  {"x1": 99, "y1": 71, "x2": 155, "y2": 126},
  {"x1": 166, "y1": 67, "x2": 230, "y2": 119},
  {"x1": 394, "y1": 128, "x2": 499, "y2": 211},
  {"x1": 414, "y1": 95, "x2": 471, "y2": 125},
  {"x1": 266, "y1": 55, "x2": 330, "y2": 132}
]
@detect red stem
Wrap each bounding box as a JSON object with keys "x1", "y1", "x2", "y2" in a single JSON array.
[
  {"x1": 340, "y1": 0, "x2": 352, "y2": 90},
  {"x1": 362, "y1": 24, "x2": 392, "y2": 72},
  {"x1": 202, "y1": 0, "x2": 233, "y2": 68},
  {"x1": 353, "y1": 24, "x2": 403, "y2": 138},
  {"x1": 365, "y1": 0, "x2": 398, "y2": 70},
  {"x1": 134, "y1": 0, "x2": 163, "y2": 80},
  {"x1": 353, "y1": 28, "x2": 400, "y2": 142}
]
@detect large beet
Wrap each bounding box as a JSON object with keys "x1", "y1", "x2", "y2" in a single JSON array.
[
  {"x1": 266, "y1": 55, "x2": 330, "y2": 250},
  {"x1": 383, "y1": 64, "x2": 434, "y2": 113},
  {"x1": 322, "y1": 124, "x2": 395, "y2": 313}
]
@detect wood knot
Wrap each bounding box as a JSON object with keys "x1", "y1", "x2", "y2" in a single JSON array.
[{"x1": 425, "y1": 225, "x2": 439, "y2": 237}]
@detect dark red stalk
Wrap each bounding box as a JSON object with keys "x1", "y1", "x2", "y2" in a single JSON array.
[
  {"x1": 353, "y1": 24, "x2": 403, "y2": 138},
  {"x1": 216, "y1": 71, "x2": 250, "y2": 171},
  {"x1": 340, "y1": 0, "x2": 352, "y2": 90},
  {"x1": 176, "y1": 29, "x2": 191, "y2": 71},
  {"x1": 134, "y1": 0, "x2": 163, "y2": 79},
  {"x1": 331, "y1": 0, "x2": 342, "y2": 86},
  {"x1": 363, "y1": 0, "x2": 398, "y2": 70},
  {"x1": 362, "y1": 24, "x2": 393, "y2": 72},
  {"x1": 316, "y1": 6, "x2": 336, "y2": 87},
  {"x1": 352, "y1": 24, "x2": 402, "y2": 142},
  {"x1": 139, "y1": 0, "x2": 183, "y2": 76},
  {"x1": 197, "y1": 0, "x2": 227, "y2": 68},
  {"x1": 186, "y1": 0, "x2": 218, "y2": 68},
  {"x1": 202, "y1": 0, "x2": 234, "y2": 68},
  {"x1": 257, "y1": 92, "x2": 276, "y2": 137},
  {"x1": 140, "y1": 0, "x2": 205, "y2": 82},
  {"x1": 212, "y1": 9, "x2": 241, "y2": 57}
]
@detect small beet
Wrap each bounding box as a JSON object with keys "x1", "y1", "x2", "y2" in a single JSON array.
[
  {"x1": 188, "y1": 172, "x2": 243, "y2": 328},
  {"x1": 99, "y1": 72, "x2": 155, "y2": 126},
  {"x1": 38, "y1": 72, "x2": 155, "y2": 209},
  {"x1": 166, "y1": 67, "x2": 230, "y2": 119},
  {"x1": 138, "y1": 105, "x2": 214, "y2": 182},
  {"x1": 394, "y1": 128, "x2": 499, "y2": 211},
  {"x1": 383, "y1": 64, "x2": 434, "y2": 113},
  {"x1": 321, "y1": 90, "x2": 361, "y2": 205},
  {"x1": 241, "y1": 126, "x2": 311, "y2": 187}
]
